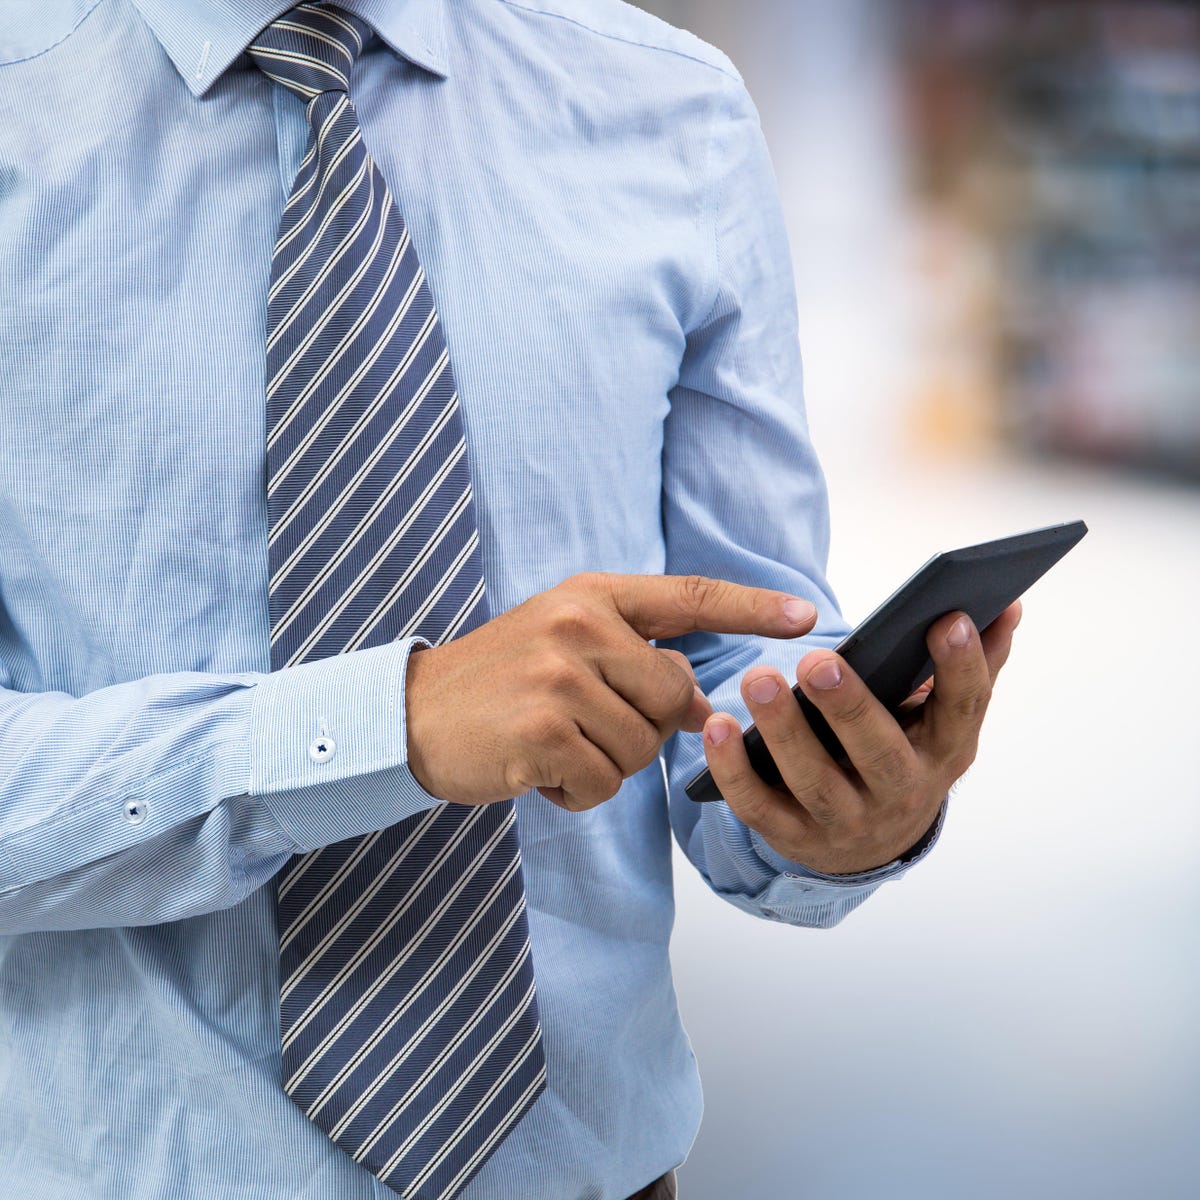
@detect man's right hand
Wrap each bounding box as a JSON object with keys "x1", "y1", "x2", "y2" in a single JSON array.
[{"x1": 404, "y1": 572, "x2": 818, "y2": 811}]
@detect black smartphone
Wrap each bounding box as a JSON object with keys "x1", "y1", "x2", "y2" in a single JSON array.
[{"x1": 684, "y1": 520, "x2": 1088, "y2": 804}]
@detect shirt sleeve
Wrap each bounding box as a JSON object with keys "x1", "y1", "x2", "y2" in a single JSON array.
[
  {"x1": 660, "y1": 71, "x2": 942, "y2": 928},
  {"x1": 0, "y1": 640, "x2": 442, "y2": 934}
]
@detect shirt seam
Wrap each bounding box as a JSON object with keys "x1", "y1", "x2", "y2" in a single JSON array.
[
  {"x1": 0, "y1": 0, "x2": 104, "y2": 67},
  {"x1": 691, "y1": 72, "x2": 737, "y2": 336},
  {"x1": 494, "y1": 0, "x2": 741, "y2": 82}
]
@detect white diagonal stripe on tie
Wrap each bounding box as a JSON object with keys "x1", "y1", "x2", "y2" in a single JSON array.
[
  {"x1": 281, "y1": 807, "x2": 459, "y2": 978},
  {"x1": 438, "y1": 579, "x2": 489, "y2": 645},
  {"x1": 366, "y1": 979, "x2": 538, "y2": 1173},
  {"x1": 341, "y1": 921, "x2": 531, "y2": 1150},
  {"x1": 278, "y1": 828, "x2": 383, "y2": 924},
  {"x1": 342, "y1": 511, "x2": 477, "y2": 655},
  {"x1": 266, "y1": 269, "x2": 428, "y2": 491},
  {"x1": 428, "y1": 1066, "x2": 548, "y2": 1200},
  {"x1": 303, "y1": 2, "x2": 365, "y2": 49},
  {"x1": 277, "y1": 791, "x2": 439, "y2": 905},
  {"x1": 266, "y1": 266, "x2": 427, "y2": 465},
  {"x1": 268, "y1": 364, "x2": 453, "y2": 590},
  {"x1": 280, "y1": 481, "x2": 471, "y2": 666},
  {"x1": 391, "y1": 538, "x2": 482, "y2": 645},
  {"x1": 269, "y1": 166, "x2": 393, "y2": 362},
  {"x1": 282, "y1": 818, "x2": 517, "y2": 1076},
  {"x1": 251, "y1": 46, "x2": 349, "y2": 92},
  {"x1": 380, "y1": 1017, "x2": 543, "y2": 1183},
  {"x1": 273, "y1": 448, "x2": 466, "y2": 666},
  {"x1": 268, "y1": 131, "x2": 369, "y2": 308},
  {"x1": 319, "y1": 906, "x2": 530, "y2": 1130},
  {"x1": 269, "y1": 403, "x2": 462, "y2": 634},
  {"x1": 272, "y1": 19, "x2": 356, "y2": 64},
  {"x1": 266, "y1": 173, "x2": 391, "y2": 353},
  {"x1": 278, "y1": 805, "x2": 472, "y2": 1011},
  {"x1": 267, "y1": 325, "x2": 441, "y2": 541},
  {"x1": 257, "y1": 65, "x2": 323, "y2": 99},
  {"x1": 273, "y1": 115, "x2": 358, "y2": 261}
]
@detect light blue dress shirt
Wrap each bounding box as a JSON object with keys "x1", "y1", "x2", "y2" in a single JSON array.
[{"x1": 0, "y1": 2, "x2": 934, "y2": 1196}]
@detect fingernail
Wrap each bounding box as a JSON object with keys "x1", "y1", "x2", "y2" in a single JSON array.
[
  {"x1": 806, "y1": 659, "x2": 842, "y2": 690},
  {"x1": 947, "y1": 616, "x2": 971, "y2": 648},
  {"x1": 747, "y1": 676, "x2": 780, "y2": 704},
  {"x1": 705, "y1": 719, "x2": 731, "y2": 746},
  {"x1": 784, "y1": 598, "x2": 816, "y2": 626}
]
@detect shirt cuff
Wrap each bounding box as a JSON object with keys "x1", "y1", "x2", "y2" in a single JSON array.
[
  {"x1": 744, "y1": 799, "x2": 947, "y2": 917},
  {"x1": 247, "y1": 639, "x2": 442, "y2": 852}
]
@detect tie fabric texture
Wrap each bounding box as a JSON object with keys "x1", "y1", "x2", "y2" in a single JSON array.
[{"x1": 249, "y1": 7, "x2": 546, "y2": 1197}]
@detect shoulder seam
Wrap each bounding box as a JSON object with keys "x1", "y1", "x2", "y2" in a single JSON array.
[{"x1": 495, "y1": 0, "x2": 741, "y2": 82}]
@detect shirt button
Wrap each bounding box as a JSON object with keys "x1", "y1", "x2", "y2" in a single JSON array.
[
  {"x1": 124, "y1": 798, "x2": 148, "y2": 825},
  {"x1": 309, "y1": 735, "x2": 336, "y2": 764}
]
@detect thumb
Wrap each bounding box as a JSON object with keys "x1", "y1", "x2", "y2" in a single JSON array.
[{"x1": 594, "y1": 572, "x2": 817, "y2": 641}]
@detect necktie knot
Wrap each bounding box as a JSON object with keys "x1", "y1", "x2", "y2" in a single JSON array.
[{"x1": 249, "y1": 3, "x2": 371, "y2": 102}]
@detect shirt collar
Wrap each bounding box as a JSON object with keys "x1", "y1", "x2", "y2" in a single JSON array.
[{"x1": 130, "y1": 0, "x2": 448, "y2": 98}]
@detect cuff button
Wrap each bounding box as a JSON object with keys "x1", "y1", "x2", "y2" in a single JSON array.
[{"x1": 309, "y1": 735, "x2": 336, "y2": 764}]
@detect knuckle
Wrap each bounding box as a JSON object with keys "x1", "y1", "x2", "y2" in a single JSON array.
[
  {"x1": 680, "y1": 574, "x2": 721, "y2": 619},
  {"x1": 547, "y1": 599, "x2": 597, "y2": 642},
  {"x1": 763, "y1": 717, "x2": 806, "y2": 752},
  {"x1": 658, "y1": 648, "x2": 696, "y2": 681},
  {"x1": 953, "y1": 683, "x2": 991, "y2": 723},
  {"x1": 560, "y1": 570, "x2": 598, "y2": 593},
  {"x1": 712, "y1": 761, "x2": 767, "y2": 825},
  {"x1": 658, "y1": 665, "x2": 695, "y2": 720},
  {"x1": 539, "y1": 713, "x2": 577, "y2": 751},
  {"x1": 804, "y1": 794, "x2": 843, "y2": 830},
  {"x1": 577, "y1": 763, "x2": 623, "y2": 806},
  {"x1": 811, "y1": 771, "x2": 859, "y2": 826},
  {"x1": 728, "y1": 780, "x2": 771, "y2": 829},
  {"x1": 505, "y1": 755, "x2": 540, "y2": 796},
  {"x1": 537, "y1": 653, "x2": 582, "y2": 696},
  {"x1": 553, "y1": 789, "x2": 587, "y2": 813},
  {"x1": 602, "y1": 763, "x2": 624, "y2": 800},
  {"x1": 863, "y1": 746, "x2": 917, "y2": 796},
  {"x1": 629, "y1": 725, "x2": 664, "y2": 773},
  {"x1": 788, "y1": 767, "x2": 840, "y2": 825},
  {"x1": 836, "y1": 692, "x2": 874, "y2": 729}
]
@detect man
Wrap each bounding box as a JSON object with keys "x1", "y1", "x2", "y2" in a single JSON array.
[{"x1": 0, "y1": 1, "x2": 1019, "y2": 1198}]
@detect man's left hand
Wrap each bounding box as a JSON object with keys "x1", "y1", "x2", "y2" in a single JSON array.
[{"x1": 700, "y1": 601, "x2": 1023, "y2": 875}]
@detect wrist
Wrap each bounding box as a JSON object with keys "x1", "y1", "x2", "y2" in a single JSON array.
[{"x1": 402, "y1": 643, "x2": 439, "y2": 797}]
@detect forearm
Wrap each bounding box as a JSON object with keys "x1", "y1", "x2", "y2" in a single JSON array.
[{"x1": 0, "y1": 641, "x2": 439, "y2": 932}]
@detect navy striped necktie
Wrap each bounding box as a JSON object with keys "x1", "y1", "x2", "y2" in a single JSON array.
[{"x1": 249, "y1": 7, "x2": 545, "y2": 1196}]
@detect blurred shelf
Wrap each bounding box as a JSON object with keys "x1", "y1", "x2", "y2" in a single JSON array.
[{"x1": 900, "y1": 0, "x2": 1200, "y2": 481}]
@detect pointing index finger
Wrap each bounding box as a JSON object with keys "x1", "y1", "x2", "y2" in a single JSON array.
[{"x1": 594, "y1": 573, "x2": 817, "y2": 641}]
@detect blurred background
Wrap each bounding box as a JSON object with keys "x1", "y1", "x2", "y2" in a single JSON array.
[{"x1": 633, "y1": 1, "x2": 1200, "y2": 1197}]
